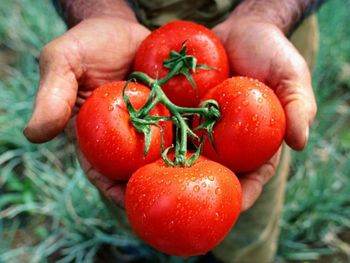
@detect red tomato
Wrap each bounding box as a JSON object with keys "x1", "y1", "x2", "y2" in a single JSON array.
[
  {"x1": 197, "y1": 77, "x2": 286, "y2": 173},
  {"x1": 134, "y1": 20, "x2": 229, "y2": 107},
  {"x1": 76, "y1": 81, "x2": 173, "y2": 181},
  {"x1": 125, "y1": 155, "x2": 242, "y2": 256}
]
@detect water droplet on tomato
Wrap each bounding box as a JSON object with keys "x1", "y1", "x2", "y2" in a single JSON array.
[
  {"x1": 190, "y1": 176, "x2": 196, "y2": 182},
  {"x1": 201, "y1": 182, "x2": 207, "y2": 188},
  {"x1": 215, "y1": 212, "x2": 220, "y2": 220},
  {"x1": 208, "y1": 175, "x2": 214, "y2": 181},
  {"x1": 242, "y1": 100, "x2": 249, "y2": 106},
  {"x1": 263, "y1": 93, "x2": 267, "y2": 98},
  {"x1": 215, "y1": 187, "x2": 222, "y2": 195},
  {"x1": 258, "y1": 97, "x2": 263, "y2": 103},
  {"x1": 95, "y1": 125, "x2": 99, "y2": 130},
  {"x1": 108, "y1": 105, "x2": 114, "y2": 111},
  {"x1": 193, "y1": 185, "x2": 200, "y2": 192},
  {"x1": 252, "y1": 114, "x2": 258, "y2": 122},
  {"x1": 104, "y1": 92, "x2": 109, "y2": 97},
  {"x1": 270, "y1": 117, "x2": 275, "y2": 126},
  {"x1": 178, "y1": 178, "x2": 183, "y2": 183}
]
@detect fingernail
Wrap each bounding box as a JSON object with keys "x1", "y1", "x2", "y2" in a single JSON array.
[{"x1": 304, "y1": 127, "x2": 309, "y2": 146}]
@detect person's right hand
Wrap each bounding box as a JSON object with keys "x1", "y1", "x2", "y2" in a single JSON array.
[{"x1": 24, "y1": 16, "x2": 150, "y2": 206}]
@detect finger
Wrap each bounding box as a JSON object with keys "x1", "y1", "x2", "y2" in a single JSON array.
[
  {"x1": 274, "y1": 62, "x2": 317, "y2": 151},
  {"x1": 23, "y1": 37, "x2": 81, "y2": 143},
  {"x1": 239, "y1": 148, "x2": 281, "y2": 211},
  {"x1": 76, "y1": 147, "x2": 126, "y2": 208}
]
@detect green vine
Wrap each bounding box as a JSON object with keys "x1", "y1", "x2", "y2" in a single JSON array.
[{"x1": 123, "y1": 44, "x2": 220, "y2": 167}]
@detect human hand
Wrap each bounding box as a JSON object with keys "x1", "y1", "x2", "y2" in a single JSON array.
[
  {"x1": 24, "y1": 15, "x2": 150, "y2": 207},
  {"x1": 213, "y1": 15, "x2": 317, "y2": 211}
]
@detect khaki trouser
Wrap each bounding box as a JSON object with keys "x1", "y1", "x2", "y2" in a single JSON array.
[{"x1": 104, "y1": 5, "x2": 319, "y2": 262}]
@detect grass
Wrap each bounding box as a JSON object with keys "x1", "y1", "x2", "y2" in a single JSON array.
[
  {"x1": 278, "y1": 0, "x2": 350, "y2": 261},
  {"x1": 0, "y1": 0, "x2": 349, "y2": 262}
]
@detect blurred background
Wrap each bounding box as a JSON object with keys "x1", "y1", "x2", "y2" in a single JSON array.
[{"x1": 0, "y1": 0, "x2": 349, "y2": 262}]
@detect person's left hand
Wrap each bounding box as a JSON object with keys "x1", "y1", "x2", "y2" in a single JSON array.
[{"x1": 213, "y1": 16, "x2": 317, "y2": 211}]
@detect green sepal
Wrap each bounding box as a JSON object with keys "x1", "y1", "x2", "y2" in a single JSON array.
[
  {"x1": 122, "y1": 79, "x2": 137, "y2": 115},
  {"x1": 193, "y1": 99, "x2": 221, "y2": 152},
  {"x1": 197, "y1": 63, "x2": 216, "y2": 71},
  {"x1": 186, "y1": 140, "x2": 204, "y2": 166},
  {"x1": 180, "y1": 68, "x2": 196, "y2": 91},
  {"x1": 134, "y1": 120, "x2": 152, "y2": 156},
  {"x1": 161, "y1": 42, "x2": 214, "y2": 91},
  {"x1": 161, "y1": 145, "x2": 176, "y2": 166},
  {"x1": 123, "y1": 80, "x2": 167, "y2": 157}
]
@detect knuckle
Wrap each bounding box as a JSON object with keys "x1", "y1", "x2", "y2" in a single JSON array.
[
  {"x1": 309, "y1": 100, "x2": 318, "y2": 118},
  {"x1": 39, "y1": 37, "x2": 69, "y2": 66},
  {"x1": 40, "y1": 41, "x2": 57, "y2": 61},
  {"x1": 262, "y1": 161, "x2": 277, "y2": 183}
]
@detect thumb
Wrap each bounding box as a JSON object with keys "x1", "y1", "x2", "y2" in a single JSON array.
[
  {"x1": 24, "y1": 38, "x2": 80, "y2": 143},
  {"x1": 276, "y1": 74, "x2": 317, "y2": 151}
]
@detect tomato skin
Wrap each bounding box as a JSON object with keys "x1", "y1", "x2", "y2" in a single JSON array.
[
  {"x1": 198, "y1": 77, "x2": 286, "y2": 173},
  {"x1": 76, "y1": 81, "x2": 172, "y2": 181},
  {"x1": 125, "y1": 156, "x2": 242, "y2": 256},
  {"x1": 134, "y1": 20, "x2": 229, "y2": 107}
]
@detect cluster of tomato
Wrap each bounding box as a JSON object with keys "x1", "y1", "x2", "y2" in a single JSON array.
[{"x1": 76, "y1": 21, "x2": 286, "y2": 256}]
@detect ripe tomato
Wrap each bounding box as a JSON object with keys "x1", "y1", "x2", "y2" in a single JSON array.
[
  {"x1": 134, "y1": 20, "x2": 229, "y2": 107},
  {"x1": 197, "y1": 77, "x2": 286, "y2": 173},
  {"x1": 76, "y1": 81, "x2": 172, "y2": 181},
  {"x1": 125, "y1": 155, "x2": 242, "y2": 256}
]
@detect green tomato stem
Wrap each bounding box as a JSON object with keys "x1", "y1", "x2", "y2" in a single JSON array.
[{"x1": 125, "y1": 47, "x2": 220, "y2": 167}]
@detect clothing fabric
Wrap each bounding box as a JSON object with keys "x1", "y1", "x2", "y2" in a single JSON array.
[{"x1": 128, "y1": 0, "x2": 241, "y2": 29}]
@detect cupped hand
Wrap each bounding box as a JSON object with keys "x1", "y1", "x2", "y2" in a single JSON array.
[
  {"x1": 213, "y1": 17, "x2": 317, "y2": 211},
  {"x1": 24, "y1": 16, "x2": 150, "y2": 207}
]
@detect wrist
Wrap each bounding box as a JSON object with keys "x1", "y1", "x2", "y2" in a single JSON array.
[
  {"x1": 56, "y1": 0, "x2": 138, "y2": 27},
  {"x1": 227, "y1": 0, "x2": 315, "y2": 35}
]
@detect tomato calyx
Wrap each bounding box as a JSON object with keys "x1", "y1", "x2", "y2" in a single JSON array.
[
  {"x1": 124, "y1": 71, "x2": 220, "y2": 167},
  {"x1": 159, "y1": 42, "x2": 214, "y2": 91}
]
